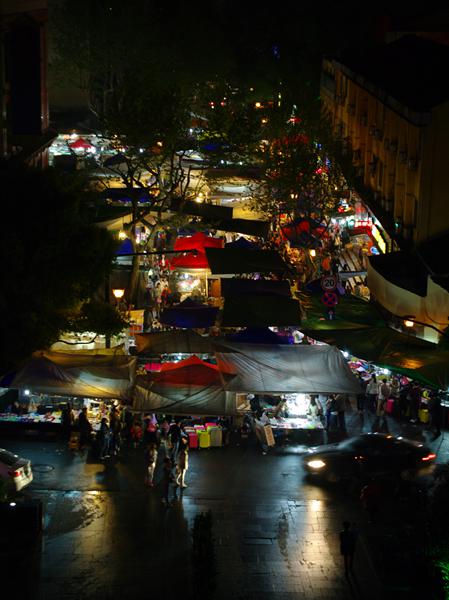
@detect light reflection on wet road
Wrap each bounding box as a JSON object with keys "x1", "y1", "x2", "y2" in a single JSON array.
[{"x1": 3, "y1": 439, "x2": 382, "y2": 600}]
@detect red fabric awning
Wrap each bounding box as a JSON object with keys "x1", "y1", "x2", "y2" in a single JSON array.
[
  {"x1": 151, "y1": 355, "x2": 221, "y2": 385},
  {"x1": 174, "y1": 232, "x2": 224, "y2": 252},
  {"x1": 169, "y1": 251, "x2": 209, "y2": 270},
  {"x1": 68, "y1": 137, "x2": 93, "y2": 149}
]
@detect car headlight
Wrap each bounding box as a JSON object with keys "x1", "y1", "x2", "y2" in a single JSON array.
[{"x1": 306, "y1": 459, "x2": 326, "y2": 470}]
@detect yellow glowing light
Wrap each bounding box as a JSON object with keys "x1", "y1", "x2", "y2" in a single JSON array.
[
  {"x1": 255, "y1": 102, "x2": 262, "y2": 108},
  {"x1": 118, "y1": 231, "x2": 127, "y2": 240},
  {"x1": 112, "y1": 288, "x2": 125, "y2": 299},
  {"x1": 404, "y1": 320, "x2": 415, "y2": 328},
  {"x1": 371, "y1": 224, "x2": 386, "y2": 253},
  {"x1": 311, "y1": 499, "x2": 322, "y2": 511},
  {"x1": 307, "y1": 459, "x2": 325, "y2": 469},
  {"x1": 156, "y1": 141, "x2": 163, "y2": 147},
  {"x1": 261, "y1": 118, "x2": 268, "y2": 124},
  {"x1": 309, "y1": 249, "x2": 316, "y2": 257}
]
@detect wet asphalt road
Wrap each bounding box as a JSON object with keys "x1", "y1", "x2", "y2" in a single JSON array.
[{"x1": 1, "y1": 431, "x2": 385, "y2": 600}]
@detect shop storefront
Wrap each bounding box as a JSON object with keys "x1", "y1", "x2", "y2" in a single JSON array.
[{"x1": 0, "y1": 393, "x2": 119, "y2": 436}]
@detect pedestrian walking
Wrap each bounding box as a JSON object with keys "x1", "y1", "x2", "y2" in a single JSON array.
[
  {"x1": 161, "y1": 456, "x2": 175, "y2": 506},
  {"x1": 168, "y1": 420, "x2": 182, "y2": 460},
  {"x1": 109, "y1": 406, "x2": 122, "y2": 456},
  {"x1": 175, "y1": 436, "x2": 189, "y2": 490},
  {"x1": 408, "y1": 383, "x2": 421, "y2": 423},
  {"x1": 356, "y1": 373, "x2": 367, "y2": 413},
  {"x1": 97, "y1": 417, "x2": 112, "y2": 459},
  {"x1": 340, "y1": 521, "x2": 358, "y2": 577},
  {"x1": 377, "y1": 378, "x2": 391, "y2": 425},
  {"x1": 144, "y1": 443, "x2": 158, "y2": 487},
  {"x1": 61, "y1": 402, "x2": 75, "y2": 443},
  {"x1": 366, "y1": 374, "x2": 379, "y2": 414},
  {"x1": 77, "y1": 407, "x2": 93, "y2": 451},
  {"x1": 325, "y1": 395, "x2": 339, "y2": 431},
  {"x1": 130, "y1": 418, "x2": 143, "y2": 448},
  {"x1": 335, "y1": 393, "x2": 347, "y2": 431},
  {"x1": 429, "y1": 393, "x2": 442, "y2": 439}
]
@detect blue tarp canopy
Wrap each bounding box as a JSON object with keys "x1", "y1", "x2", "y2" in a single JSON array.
[
  {"x1": 225, "y1": 327, "x2": 291, "y2": 344},
  {"x1": 116, "y1": 238, "x2": 133, "y2": 255},
  {"x1": 159, "y1": 298, "x2": 219, "y2": 329}
]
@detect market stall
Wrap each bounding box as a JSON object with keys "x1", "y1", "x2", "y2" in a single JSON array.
[{"x1": 0, "y1": 350, "x2": 136, "y2": 434}]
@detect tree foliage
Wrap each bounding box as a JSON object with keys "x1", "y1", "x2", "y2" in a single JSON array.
[{"x1": 0, "y1": 166, "x2": 124, "y2": 373}]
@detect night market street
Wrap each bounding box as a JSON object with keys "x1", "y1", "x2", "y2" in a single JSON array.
[{"x1": 2, "y1": 407, "x2": 446, "y2": 600}]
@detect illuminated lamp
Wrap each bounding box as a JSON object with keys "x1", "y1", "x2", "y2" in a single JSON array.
[{"x1": 112, "y1": 288, "x2": 125, "y2": 299}]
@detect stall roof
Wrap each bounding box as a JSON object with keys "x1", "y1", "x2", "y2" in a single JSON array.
[
  {"x1": 134, "y1": 330, "x2": 215, "y2": 354},
  {"x1": 225, "y1": 327, "x2": 291, "y2": 344},
  {"x1": 302, "y1": 327, "x2": 449, "y2": 389},
  {"x1": 170, "y1": 198, "x2": 232, "y2": 220},
  {"x1": 205, "y1": 248, "x2": 288, "y2": 274},
  {"x1": 174, "y1": 232, "x2": 224, "y2": 252},
  {"x1": 169, "y1": 251, "x2": 210, "y2": 270},
  {"x1": 212, "y1": 218, "x2": 270, "y2": 238},
  {"x1": 222, "y1": 296, "x2": 301, "y2": 327},
  {"x1": 133, "y1": 355, "x2": 236, "y2": 415},
  {"x1": 1, "y1": 351, "x2": 136, "y2": 400},
  {"x1": 214, "y1": 343, "x2": 362, "y2": 395},
  {"x1": 159, "y1": 298, "x2": 219, "y2": 328},
  {"x1": 221, "y1": 278, "x2": 292, "y2": 298},
  {"x1": 301, "y1": 294, "x2": 384, "y2": 329}
]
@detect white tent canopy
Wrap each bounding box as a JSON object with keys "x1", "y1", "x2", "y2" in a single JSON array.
[
  {"x1": 214, "y1": 342, "x2": 362, "y2": 395},
  {"x1": 6, "y1": 350, "x2": 137, "y2": 400},
  {"x1": 133, "y1": 379, "x2": 237, "y2": 416}
]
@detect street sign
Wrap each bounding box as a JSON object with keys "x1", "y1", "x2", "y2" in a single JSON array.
[
  {"x1": 321, "y1": 274, "x2": 338, "y2": 292},
  {"x1": 321, "y1": 291, "x2": 339, "y2": 307}
]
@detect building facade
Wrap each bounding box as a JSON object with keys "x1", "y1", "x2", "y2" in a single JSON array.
[
  {"x1": 321, "y1": 35, "x2": 449, "y2": 248},
  {"x1": 0, "y1": 0, "x2": 54, "y2": 166}
]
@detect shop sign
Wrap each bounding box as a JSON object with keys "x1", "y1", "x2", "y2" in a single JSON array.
[
  {"x1": 371, "y1": 224, "x2": 386, "y2": 253},
  {"x1": 321, "y1": 274, "x2": 337, "y2": 292},
  {"x1": 264, "y1": 424, "x2": 276, "y2": 447},
  {"x1": 321, "y1": 291, "x2": 339, "y2": 307}
]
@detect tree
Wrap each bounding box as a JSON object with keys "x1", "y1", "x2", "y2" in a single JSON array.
[
  {"x1": 0, "y1": 166, "x2": 126, "y2": 373},
  {"x1": 51, "y1": 0, "x2": 237, "y2": 304}
]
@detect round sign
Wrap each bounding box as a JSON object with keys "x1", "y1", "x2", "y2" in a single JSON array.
[
  {"x1": 321, "y1": 291, "x2": 339, "y2": 307},
  {"x1": 321, "y1": 275, "x2": 338, "y2": 292}
]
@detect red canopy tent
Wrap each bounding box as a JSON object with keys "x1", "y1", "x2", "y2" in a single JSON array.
[
  {"x1": 174, "y1": 232, "x2": 223, "y2": 252},
  {"x1": 68, "y1": 137, "x2": 93, "y2": 150},
  {"x1": 152, "y1": 355, "x2": 221, "y2": 385},
  {"x1": 169, "y1": 251, "x2": 210, "y2": 270}
]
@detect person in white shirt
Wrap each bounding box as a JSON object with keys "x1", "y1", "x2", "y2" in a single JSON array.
[{"x1": 366, "y1": 375, "x2": 380, "y2": 413}]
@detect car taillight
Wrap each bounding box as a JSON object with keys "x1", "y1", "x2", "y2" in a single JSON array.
[
  {"x1": 8, "y1": 470, "x2": 20, "y2": 477},
  {"x1": 421, "y1": 453, "x2": 436, "y2": 462}
]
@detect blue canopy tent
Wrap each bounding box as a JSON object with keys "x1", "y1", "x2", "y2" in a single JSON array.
[
  {"x1": 116, "y1": 238, "x2": 133, "y2": 255},
  {"x1": 159, "y1": 298, "x2": 219, "y2": 329}
]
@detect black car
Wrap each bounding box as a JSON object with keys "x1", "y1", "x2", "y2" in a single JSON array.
[{"x1": 303, "y1": 433, "x2": 436, "y2": 483}]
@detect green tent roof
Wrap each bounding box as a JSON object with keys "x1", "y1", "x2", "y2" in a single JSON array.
[
  {"x1": 302, "y1": 326, "x2": 449, "y2": 389},
  {"x1": 301, "y1": 294, "x2": 384, "y2": 330}
]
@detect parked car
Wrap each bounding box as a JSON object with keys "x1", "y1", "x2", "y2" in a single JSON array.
[
  {"x1": 0, "y1": 448, "x2": 33, "y2": 493},
  {"x1": 303, "y1": 433, "x2": 436, "y2": 484}
]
